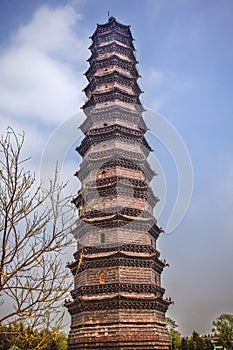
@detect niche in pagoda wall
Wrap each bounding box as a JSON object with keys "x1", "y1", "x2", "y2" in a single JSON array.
[{"x1": 78, "y1": 229, "x2": 118, "y2": 247}]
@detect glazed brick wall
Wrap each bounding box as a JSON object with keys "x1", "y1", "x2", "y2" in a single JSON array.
[
  {"x1": 94, "y1": 82, "x2": 134, "y2": 96},
  {"x1": 71, "y1": 308, "x2": 166, "y2": 329},
  {"x1": 78, "y1": 228, "x2": 154, "y2": 247},
  {"x1": 90, "y1": 118, "x2": 139, "y2": 131},
  {"x1": 83, "y1": 195, "x2": 150, "y2": 212},
  {"x1": 84, "y1": 166, "x2": 145, "y2": 183},
  {"x1": 75, "y1": 266, "x2": 155, "y2": 288}
]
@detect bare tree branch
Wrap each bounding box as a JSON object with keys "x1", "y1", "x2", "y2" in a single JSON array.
[{"x1": 0, "y1": 127, "x2": 75, "y2": 331}]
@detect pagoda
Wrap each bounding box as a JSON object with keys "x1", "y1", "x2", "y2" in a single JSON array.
[{"x1": 66, "y1": 16, "x2": 172, "y2": 349}]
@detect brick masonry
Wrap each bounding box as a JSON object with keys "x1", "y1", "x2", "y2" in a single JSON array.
[{"x1": 66, "y1": 16, "x2": 171, "y2": 349}]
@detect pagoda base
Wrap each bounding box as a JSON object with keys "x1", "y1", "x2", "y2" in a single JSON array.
[
  {"x1": 68, "y1": 309, "x2": 169, "y2": 350},
  {"x1": 68, "y1": 323, "x2": 169, "y2": 349}
]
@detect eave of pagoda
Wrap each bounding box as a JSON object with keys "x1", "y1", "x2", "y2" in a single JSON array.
[
  {"x1": 86, "y1": 147, "x2": 145, "y2": 162},
  {"x1": 86, "y1": 176, "x2": 149, "y2": 191},
  {"x1": 91, "y1": 18, "x2": 133, "y2": 41},
  {"x1": 89, "y1": 30, "x2": 135, "y2": 52},
  {"x1": 82, "y1": 87, "x2": 143, "y2": 110},
  {"x1": 80, "y1": 106, "x2": 147, "y2": 133},
  {"x1": 74, "y1": 243, "x2": 158, "y2": 260},
  {"x1": 87, "y1": 42, "x2": 138, "y2": 64},
  {"x1": 86, "y1": 123, "x2": 143, "y2": 137},
  {"x1": 71, "y1": 214, "x2": 161, "y2": 239},
  {"x1": 85, "y1": 55, "x2": 140, "y2": 82},
  {"x1": 68, "y1": 250, "x2": 165, "y2": 274},
  {"x1": 83, "y1": 206, "x2": 152, "y2": 218},
  {"x1": 76, "y1": 215, "x2": 159, "y2": 240},
  {"x1": 76, "y1": 128, "x2": 152, "y2": 158},
  {"x1": 65, "y1": 294, "x2": 171, "y2": 314},
  {"x1": 83, "y1": 71, "x2": 142, "y2": 96},
  {"x1": 71, "y1": 283, "x2": 165, "y2": 299},
  {"x1": 72, "y1": 182, "x2": 158, "y2": 209},
  {"x1": 76, "y1": 156, "x2": 155, "y2": 183}
]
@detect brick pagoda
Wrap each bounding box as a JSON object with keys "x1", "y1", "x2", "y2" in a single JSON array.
[{"x1": 66, "y1": 16, "x2": 172, "y2": 349}]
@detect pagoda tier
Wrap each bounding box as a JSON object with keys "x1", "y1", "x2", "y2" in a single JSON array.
[
  {"x1": 68, "y1": 250, "x2": 166, "y2": 274},
  {"x1": 76, "y1": 156, "x2": 155, "y2": 181},
  {"x1": 66, "y1": 16, "x2": 171, "y2": 350},
  {"x1": 76, "y1": 131, "x2": 152, "y2": 158},
  {"x1": 82, "y1": 87, "x2": 143, "y2": 111},
  {"x1": 72, "y1": 181, "x2": 158, "y2": 209},
  {"x1": 87, "y1": 41, "x2": 138, "y2": 64},
  {"x1": 83, "y1": 71, "x2": 142, "y2": 97},
  {"x1": 89, "y1": 26, "x2": 135, "y2": 49},
  {"x1": 80, "y1": 105, "x2": 147, "y2": 133},
  {"x1": 85, "y1": 55, "x2": 140, "y2": 82}
]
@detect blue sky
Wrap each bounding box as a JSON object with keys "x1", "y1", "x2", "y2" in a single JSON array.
[{"x1": 0, "y1": 0, "x2": 233, "y2": 336}]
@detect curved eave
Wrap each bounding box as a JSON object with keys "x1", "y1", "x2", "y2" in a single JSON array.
[
  {"x1": 76, "y1": 155, "x2": 155, "y2": 183},
  {"x1": 87, "y1": 176, "x2": 148, "y2": 190},
  {"x1": 88, "y1": 123, "x2": 143, "y2": 137},
  {"x1": 82, "y1": 208, "x2": 153, "y2": 223},
  {"x1": 76, "y1": 133, "x2": 152, "y2": 158},
  {"x1": 76, "y1": 130, "x2": 152, "y2": 157},
  {"x1": 87, "y1": 42, "x2": 138, "y2": 64},
  {"x1": 72, "y1": 180, "x2": 151, "y2": 207},
  {"x1": 71, "y1": 283, "x2": 165, "y2": 298},
  {"x1": 82, "y1": 104, "x2": 143, "y2": 120},
  {"x1": 80, "y1": 110, "x2": 148, "y2": 136},
  {"x1": 65, "y1": 294, "x2": 171, "y2": 314},
  {"x1": 72, "y1": 177, "x2": 156, "y2": 208},
  {"x1": 88, "y1": 30, "x2": 135, "y2": 51},
  {"x1": 73, "y1": 243, "x2": 157, "y2": 260},
  {"x1": 84, "y1": 71, "x2": 142, "y2": 96},
  {"x1": 84, "y1": 55, "x2": 140, "y2": 81},
  {"x1": 87, "y1": 148, "x2": 145, "y2": 162},
  {"x1": 91, "y1": 20, "x2": 133, "y2": 41},
  {"x1": 82, "y1": 87, "x2": 143, "y2": 109},
  {"x1": 68, "y1": 249, "x2": 160, "y2": 270}
]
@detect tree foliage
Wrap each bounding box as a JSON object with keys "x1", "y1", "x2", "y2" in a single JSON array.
[
  {"x1": 166, "y1": 318, "x2": 213, "y2": 350},
  {"x1": 212, "y1": 313, "x2": 233, "y2": 349},
  {"x1": 0, "y1": 322, "x2": 68, "y2": 350},
  {"x1": 166, "y1": 317, "x2": 182, "y2": 349},
  {"x1": 0, "y1": 128, "x2": 75, "y2": 330}
]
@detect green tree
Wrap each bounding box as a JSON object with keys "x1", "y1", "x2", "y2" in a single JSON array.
[
  {"x1": 166, "y1": 317, "x2": 182, "y2": 349},
  {"x1": 0, "y1": 129, "x2": 74, "y2": 341},
  {"x1": 192, "y1": 331, "x2": 205, "y2": 350},
  {"x1": 0, "y1": 322, "x2": 68, "y2": 350},
  {"x1": 181, "y1": 337, "x2": 189, "y2": 350},
  {"x1": 212, "y1": 314, "x2": 233, "y2": 349},
  {"x1": 204, "y1": 337, "x2": 214, "y2": 350}
]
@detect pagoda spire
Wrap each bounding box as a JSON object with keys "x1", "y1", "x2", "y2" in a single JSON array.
[{"x1": 66, "y1": 17, "x2": 171, "y2": 349}]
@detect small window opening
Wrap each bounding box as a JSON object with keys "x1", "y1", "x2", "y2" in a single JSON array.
[
  {"x1": 99, "y1": 272, "x2": 105, "y2": 284},
  {"x1": 101, "y1": 232, "x2": 105, "y2": 244}
]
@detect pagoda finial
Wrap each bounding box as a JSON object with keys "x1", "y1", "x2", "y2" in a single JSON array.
[
  {"x1": 108, "y1": 15, "x2": 116, "y2": 23},
  {"x1": 107, "y1": 11, "x2": 110, "y2": 20}
]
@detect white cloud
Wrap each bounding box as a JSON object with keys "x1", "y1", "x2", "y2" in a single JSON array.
[
  {"x1": 0, "y1": 46, "x2": 84, "y2": 123},
  {"x1": 0, "y1": 3, "x2": 90, "y2": 183},
  {"x1": 0, "y1": 4, "x2": 88, "y2": 129},
  {"x1": 14, "y1": 5, "x2": 86, "y2": 61}
]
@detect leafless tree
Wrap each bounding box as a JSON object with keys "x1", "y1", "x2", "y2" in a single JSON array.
[{"x1": 0, "y1": 128, "x2": 75, "y2": 330}]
